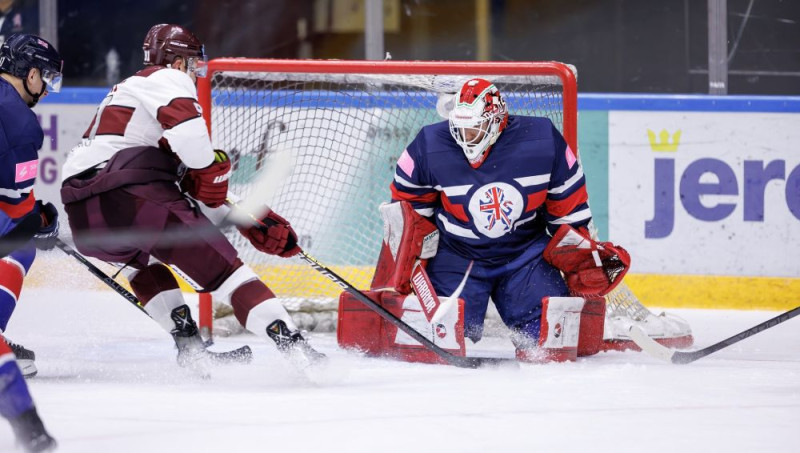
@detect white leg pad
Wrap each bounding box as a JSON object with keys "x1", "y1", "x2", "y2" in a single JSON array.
[{"x1": 540, "y1": 297, "x2": 585, "y2": 349}]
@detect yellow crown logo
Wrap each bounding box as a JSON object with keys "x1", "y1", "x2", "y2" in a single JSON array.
[{"x1": 647, "y1": 129, "x2": 681, "y2": 152}]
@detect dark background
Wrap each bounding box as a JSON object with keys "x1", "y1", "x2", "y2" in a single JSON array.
[{"x1": 14, "y1": 0, "x2": 800, "y2": 93}]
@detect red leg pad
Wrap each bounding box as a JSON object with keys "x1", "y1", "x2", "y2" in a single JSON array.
[
  {"x1": 577, "y1": 297, "x2": 606, "y2": 357},
  {"x1": 337, "y1": 290, "x2": 465, "y2": 365}
]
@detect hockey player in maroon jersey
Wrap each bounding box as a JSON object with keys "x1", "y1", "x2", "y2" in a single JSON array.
[
  {"x1": 384, "y1": 78, "x2": 629, "y2": 362},
  {"x1": 60, "y1": 24, "x2": 323, "y2": 369}
]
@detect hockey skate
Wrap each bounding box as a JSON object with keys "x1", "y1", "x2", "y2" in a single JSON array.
[
  {"x1": 169, "y1": 305, "x2": 253, "y2": 372},
  {"x1": 7, "y1": 339, "x2": 37, "y2": 379},
  {"x1": 9, "y1": 408, "x2": 56, "y2": 453},
  {"x1": 266, "y1": 319, "x2": 327, "y2": 366}
]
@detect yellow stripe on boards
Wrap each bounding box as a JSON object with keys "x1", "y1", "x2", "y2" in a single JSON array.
[
  {"x1": 624, "y1": 274, "x2": 800, "y2": 311},
  {"x1": 28, "y1": 255, "x2": 799, "y2": 312}
]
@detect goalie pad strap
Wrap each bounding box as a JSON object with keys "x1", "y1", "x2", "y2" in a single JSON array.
[{"x1": 370, "y1": 201, "x2": 439, "y2": 294}]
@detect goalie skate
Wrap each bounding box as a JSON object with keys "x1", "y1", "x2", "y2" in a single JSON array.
[{"x1": 602, "y1": 286, "x2": 693, "y2": 351}]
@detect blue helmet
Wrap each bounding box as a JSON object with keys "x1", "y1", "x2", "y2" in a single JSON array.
[{"x1": 0, "y1": 33, "x2": 64, "y2": 93}]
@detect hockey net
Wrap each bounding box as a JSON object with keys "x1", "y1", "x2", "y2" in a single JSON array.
[{"x1": 196, "y1": 59, "x2": 691, "y2": 349}]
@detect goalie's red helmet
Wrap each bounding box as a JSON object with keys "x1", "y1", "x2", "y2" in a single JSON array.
[
  {"x1": 143, "y1": 24, "x2": 206, "y2": 73},
  {"x1": 448, "y1": 78, "x2": 509, "y2": 168}
]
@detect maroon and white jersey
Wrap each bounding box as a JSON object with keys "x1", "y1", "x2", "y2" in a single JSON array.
[{"x1": 62, "y1": 66, "x2": 214, "y2": 181}]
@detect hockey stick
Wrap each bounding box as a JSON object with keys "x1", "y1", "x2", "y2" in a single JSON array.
[
  {"x1": 628, "y1": 305, "x2": 800, "y2": 364},
  {"x1": 296, "y1": 250, "x2": 518, "y2": 369},
  {"x1": 224, "y1": 147, "x2": 293, "y2": 227},
  {"x1": 54, "y1": 238, "x2": 252, "y2": 363}
]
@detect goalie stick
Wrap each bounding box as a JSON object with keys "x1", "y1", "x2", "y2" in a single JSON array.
[
  {"x1": 628, "y1": 305, "x2": 800, "y2": 364},
  {"x1": 54, "y1": 238, "x2": 253, "y2": 364}
]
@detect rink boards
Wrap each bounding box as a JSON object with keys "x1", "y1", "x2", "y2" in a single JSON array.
[{"x1": 26, "y1": 89, "x2": 800, "y2": 310}]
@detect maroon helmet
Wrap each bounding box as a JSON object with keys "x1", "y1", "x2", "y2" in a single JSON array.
[{"x1": 142, "y1": 24, "x2": 206, "y2": 74}]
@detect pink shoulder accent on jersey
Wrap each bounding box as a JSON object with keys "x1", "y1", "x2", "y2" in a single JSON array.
[
  {"x1": 14, "y1": 160, "x2": 37, "y2": 183},
  {"x1": 397, "y1": 149, "x2": 415, "y2": 176},
  {"x1": 565, "y1": 145, "x2": 577, "y2": 169},
  {"x1": 134, "y1": 66, "x2": 165, "y2": 78},
  {"x1": 157, "y1": 97, "x2": 202, "y2": 130}
]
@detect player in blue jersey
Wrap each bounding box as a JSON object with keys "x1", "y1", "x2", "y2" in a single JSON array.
[
  {"x1": 0, "y1": 335, "x2": 55, "y2": 452},
  {"x1": 386, "y1": 78, "x2": 629, "y2": 362},
  {"x1": 0, "y1": 33, "x2": 60, "y2": 451},
  {"x1": 0, "y1": 33, "x2": 62, "y2": 378}
]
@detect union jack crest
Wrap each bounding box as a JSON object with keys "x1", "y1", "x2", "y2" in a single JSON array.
[{"x1": 479, "y1": 186, "x2": 514, "y2": 231}]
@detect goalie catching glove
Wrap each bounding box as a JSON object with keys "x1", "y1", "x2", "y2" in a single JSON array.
[
  {"x1": 238, "y1": 210, "x2": 301, "y2": 258},
  {"x1": 543, "y1": 225, "x2": 630, "y2": 298},
  {"x1": 180, "y1": 149, "x2": 231, "y2": 208}
]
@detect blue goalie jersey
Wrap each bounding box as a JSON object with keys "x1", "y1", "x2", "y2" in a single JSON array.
[{"x1": 391, "y1": 115, "x2": 592, "y2": 265}]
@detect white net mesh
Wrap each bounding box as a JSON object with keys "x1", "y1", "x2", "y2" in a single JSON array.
[
  {"x1": 203, "y1": 62, "x2": 678, "y2": 341},
  {"x1": 208, "y1": 68, "x2": 568, "y2": 311}
]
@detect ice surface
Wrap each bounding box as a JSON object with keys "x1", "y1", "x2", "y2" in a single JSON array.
[{"x1": 2, "y1": 288, "x2": 798, "y2": 453}]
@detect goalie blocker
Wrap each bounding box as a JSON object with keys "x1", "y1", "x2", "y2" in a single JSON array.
[{"x1": 338, "y1": 202, "x2": 608, "y2": 363}]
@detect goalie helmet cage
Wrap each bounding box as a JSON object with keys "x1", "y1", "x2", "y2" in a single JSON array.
[{"x1": 194, "y1": 58, "x2": 643, "y2": 339}]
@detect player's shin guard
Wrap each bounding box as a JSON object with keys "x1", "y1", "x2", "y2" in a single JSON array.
[
  {"x1": 128, "y1": 263, "x2": 186, "y2": 333},
  {"x1": 129, "y1": 264, "x2": 212, "y2": 369},
  {"x1": 516, "y1": 297, "x2": 585, "y2": 363},
  {"x1": 220, "y1": 266, "x2": 326, "y2": 362}
]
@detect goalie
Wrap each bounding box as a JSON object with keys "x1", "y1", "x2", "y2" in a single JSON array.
[
  {"x1": 59, "y1": 24, "x2": 323, "y2": 370},
  {"x1": 370, "y1": 78, "x2": 630, "y2": 363}
]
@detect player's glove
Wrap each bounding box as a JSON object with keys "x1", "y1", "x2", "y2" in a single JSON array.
[
  {"x1": 180, "y1": 149, "x2": 231, "y2": 208},
  {"x1": 238, "y1": 211, "x2": 301, "y2": 258},
  {"x1": 33, "y1": 201, "x2": 59, "y2": 251},
  {"x1": 543, "y1": 224, "x2": 630, "y2": 298}
]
